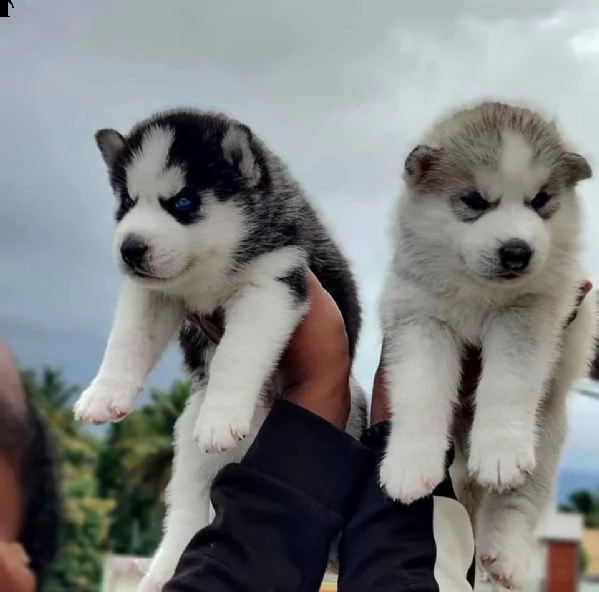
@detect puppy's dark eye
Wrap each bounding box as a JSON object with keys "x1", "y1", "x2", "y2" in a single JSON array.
[
  {"x1": 530, "y1": 191, "x2": 551, "y2": 210},
  {"x1": 115, "y1": 193, "x2": 137, "y2": 222},
  {"x1": 461, "y1": 191, "x2": 490, "y2": 211}
]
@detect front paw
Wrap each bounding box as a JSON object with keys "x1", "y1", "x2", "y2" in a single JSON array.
[
  {"x1": 193, "y1": 401, "x2": 252, "y2": 453},
  {"x1": 379, "y1": 436, "x2": 447, "y2": 504},
  {"x1": 73, "y1": 378, "x2": 141, "y2": 425},
  {"x1": 468, "y1": 427, "x2": 536, "y2": 491}
]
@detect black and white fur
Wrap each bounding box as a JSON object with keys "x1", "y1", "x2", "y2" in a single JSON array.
[
  {"x1": 379, "y1": 101, "x2": 598, "y2": 589},
  {"x1": 72, "y1": 109, "x2": 367, "y2": 590}
]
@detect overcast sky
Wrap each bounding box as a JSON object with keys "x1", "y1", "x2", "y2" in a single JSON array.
[{"x1": 1, "y1": 0, "x2": 599, "y2": 484}]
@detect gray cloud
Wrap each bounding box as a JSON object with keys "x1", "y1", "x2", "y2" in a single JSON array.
[{"x1": 1, "y1": 0, "x2": 599, "y2": 466}]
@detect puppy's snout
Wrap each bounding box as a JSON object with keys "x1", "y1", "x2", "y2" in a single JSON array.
[
  {"x1": 121, "y1": 235, "x2": 149, "y2": 269},
  {"x1": 498, "y1": 239, "x2": 533, "y2": 272}
]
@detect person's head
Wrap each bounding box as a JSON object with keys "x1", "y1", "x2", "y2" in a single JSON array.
[{"x1": 0, "y1": 341, "x2": 60, "y2": 585}]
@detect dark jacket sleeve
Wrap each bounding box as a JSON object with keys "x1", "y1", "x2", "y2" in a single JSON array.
[
  {"x1": 164, "y1": 400, "x2": 374, "y2": 592},
  {"x1": 337, "y1": 422, "x2": 476, "y2": 592}
]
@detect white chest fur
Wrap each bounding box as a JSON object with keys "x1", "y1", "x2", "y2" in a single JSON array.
[{"x1": 382, "y1": 265, "x2": 580, "y2": 347}]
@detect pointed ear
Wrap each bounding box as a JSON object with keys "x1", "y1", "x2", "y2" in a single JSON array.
[
  {"x1": 95, "y1": 129, "x2": 127, "y2": 169},
  {"x1": 403, "y1": 145, "x2": 444, "y2": 191},
  {"x1": 221, "y1": 123, "x2": 262, "y2": 188},
  {"x1": 562, "y1": 151, "x2": 592, "y2": 185}
]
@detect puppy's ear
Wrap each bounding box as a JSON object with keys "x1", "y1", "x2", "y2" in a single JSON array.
[
  {"x1": 562, "y1": 151, "x2": 592, "y2": 185},
  {"x1": 95, "y1": 129, "x2": 127, "y2": 169},
  {"x1": 403, "y1": 145, "x2": 444, "y2": 191},
  {"x1": 221, "y1": 123, "x2": 262, "y2": 188}
]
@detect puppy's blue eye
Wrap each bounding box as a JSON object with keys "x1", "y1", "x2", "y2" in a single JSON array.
[
  {"x1": 161, "y1": 188, "x2": 200, "y2": 223},
  {"x1": 174, "y1": 196, "x2": 193, "y2": 210}
]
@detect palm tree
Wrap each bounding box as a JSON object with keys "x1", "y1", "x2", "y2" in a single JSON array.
[
  {"x1": 118, "y1": 380, "x2": 192, "y2": 498},
  {"x1": 95, "y1": 379, "x2": 192, "y2": 554},
  {"x1": 560, "y1": 490, "x2": 599, "y2": 528},
  {"x1": 20, "y1": 367, "x2": 79, "y2": 436}
]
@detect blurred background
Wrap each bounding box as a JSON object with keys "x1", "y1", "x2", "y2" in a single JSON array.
[{"x1": 1, "y1": 1, "x2": 599, "y2": 590}]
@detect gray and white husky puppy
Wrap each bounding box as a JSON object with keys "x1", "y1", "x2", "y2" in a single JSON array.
[
  {"x1": 72, "y1": 108, "x2": 367, "y2": 591},
  {"x1": 379, "y1": 101, "x2": 597, "y2": 589}
]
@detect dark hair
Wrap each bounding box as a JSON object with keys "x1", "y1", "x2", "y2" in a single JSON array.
[{"x1": 18, "y1": 402, "x2": 61, "y2": 587}]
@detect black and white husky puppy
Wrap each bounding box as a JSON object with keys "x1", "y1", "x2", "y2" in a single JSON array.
[
  {"x1": 379, "y1": 101, "x2": 598, "y2": 590},
  {"x1": 72, "y1": 108, "x2": 367, "y2": 590}
]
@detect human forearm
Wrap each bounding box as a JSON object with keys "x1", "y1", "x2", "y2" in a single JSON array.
[
  {"x1": 338, "y1": 422, "x2": 475, "y2": 592},
  {"x1": 165, "y1": 400, "x2": 373, "y2": 592}
]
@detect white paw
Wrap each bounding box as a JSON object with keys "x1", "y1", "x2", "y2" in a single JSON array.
[
  {"x1": 478, "y1": 516, "x2": 534, "y2": 590},
  {"x1": 379, "y1": 436, "x2": 447, "y2": 504},
  {"x1": 193, "y1": 401, "x2": 252, "y2": 453},
  {"x1": 73, "y1": 378, "x2": 141, "y2": 425},
  {"x1": 468, "y1": 427, "x2": 536, "y2": 491}
]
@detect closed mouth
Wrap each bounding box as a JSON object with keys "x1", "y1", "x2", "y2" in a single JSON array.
[
  {"x1": 490, "y1": 268, "x2": 534, "y2": 282},
  {"x1": 496, "y1": 272, "x2": 521, "y2": 280},
  {"x1": 126, "y1": 259, "x2": 196, "y2": 283},
  {"x1": 127, "y1": 267, "x2": 165, "y2": 281}
]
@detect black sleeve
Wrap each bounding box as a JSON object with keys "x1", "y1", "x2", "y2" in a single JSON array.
[
  {"x1": 164, "y1": 400, "x2": 374, "y2": 592},
  {"x1": 337, "y1": 422, "x2": 476, "y2": 592}
]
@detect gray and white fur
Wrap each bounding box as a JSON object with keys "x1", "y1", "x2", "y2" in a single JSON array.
[
  {"x1": 72, "y1": 108, "x2": 367, "y2": 591},
  {"x1": 379, "y1": 101, "x2": 598, "y2": 590}
]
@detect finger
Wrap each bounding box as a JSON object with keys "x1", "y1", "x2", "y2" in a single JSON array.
[
  {"x1": 280, "y1": 270, "x2": 348, "y2": 396},
  {"x1": 0, "y1": 543, "x2": 29, "y2": 565},
  {"x1": 0, "y1": 548, "x2": 35, "y2": 592},
  {"x1": 286, "y1": 271, "x2": 346, "y2": 356},
  {"x1": 303, "y1": 270, "x2": 345, "y2": 325}
]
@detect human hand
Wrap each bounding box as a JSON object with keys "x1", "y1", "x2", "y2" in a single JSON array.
[
  {"x1": 371, "y1": 280, "x2": 594, "y2": 426},
  {"x1": 192, "y1": 271, "x2": 351, "y2": 430},
  {"x1": 0, "y1": 543, "x2": 35, "y2": 592}
]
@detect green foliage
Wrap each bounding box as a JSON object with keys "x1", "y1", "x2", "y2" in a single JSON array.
[
  {"x1": 96, "y1": 380, "x2": 192, "y2": 555},
  {"x1": 20, "y1": 368, "x2": 192, "y2": 590},
  {"x1": 17, "y1": 362, "x2": 599, "y2": 588},
  {"x1": 22, "y1": 368, "x2": 113, "y2": 592},
  {"x1": 580, "y1": 546, "x2": 588, "y2": 574},
  {"x1": 560, "y1": 488, "x2": 599, "y2": 528}
]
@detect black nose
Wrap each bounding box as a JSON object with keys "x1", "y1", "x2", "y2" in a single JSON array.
[
  {"x1": 121, "y1": 236, "x2": 148, "y2": 269},
  {"x1": 499, "y1": 239, "x2": 533, "y2": 272}
]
